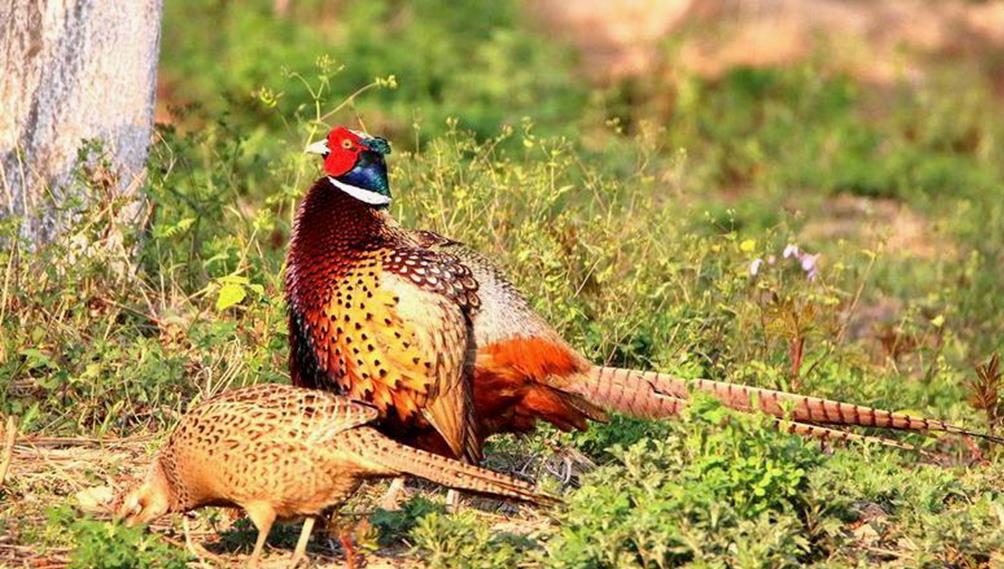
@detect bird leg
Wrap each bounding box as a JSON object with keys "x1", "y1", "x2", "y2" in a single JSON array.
[
  {"x1": 378, "y1": 476, "x2": 407, "y2": 510},
  {"x1": 244, "y1": 502, "x2": 277, "y2": 567},
  {"x1": 289, "y1": 516, "x2": 316, "y2": 568}
]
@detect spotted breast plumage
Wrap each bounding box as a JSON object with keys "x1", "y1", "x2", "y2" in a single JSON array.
[{"x1": 288, "y1": 131, "x2": 483, "y2": 460}]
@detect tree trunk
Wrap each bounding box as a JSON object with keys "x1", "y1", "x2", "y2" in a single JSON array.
[{"x1": 0, "y1": 0, "x2": 164, "y2": 241}]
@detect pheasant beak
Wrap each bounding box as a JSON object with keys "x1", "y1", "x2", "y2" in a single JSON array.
[
  {"x1": 114, "y1": 492, "x2": 143, "y2": 525},
  {"x1": 304, "y1": 139, "x2": 329, "y2": 156}
]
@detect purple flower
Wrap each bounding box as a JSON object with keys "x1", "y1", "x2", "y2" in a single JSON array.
[
  {"x1": 800, "y1": 253, "x2": 818, "y2": 273},
  {"x1": 779, "y1": 243, "x2": 820, "y2": 280},
  {"x1": 750, "y1": 243, "x2": 820, "y2": 280}
]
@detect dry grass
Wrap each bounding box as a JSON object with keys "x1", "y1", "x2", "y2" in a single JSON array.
[{"x1": 2, "y1": 433, "x2": 148, "y2": 569}]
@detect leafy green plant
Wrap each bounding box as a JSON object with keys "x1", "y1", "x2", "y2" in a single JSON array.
[
  {"x1": 160, "y1": 0, "x2": 587, "y2": 143},
  {"x1": 409, "y1": 509, "x2": 539, "y2": 569},
  {"x1": 543, "y1": 396, "x2": 820, "y2": 567},
  {"x1": 370, "y1": 494, "x2": 446, "y2": 545},
  {"x1": 46, "y1": 507, "x2": 190, "y2": 569}
]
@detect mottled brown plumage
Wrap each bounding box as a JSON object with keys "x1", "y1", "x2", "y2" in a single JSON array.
[{"x1": 116, "y1": 384, "x2": 555, "y2": 566}]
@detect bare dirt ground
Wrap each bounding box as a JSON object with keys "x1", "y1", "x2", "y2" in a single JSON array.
[
  {"x1": 799, "y1": 194, "x2": 958, "y2": 262},
  {"x1": 532, "y1": 0, "x2": 1004, "y2": 87}
]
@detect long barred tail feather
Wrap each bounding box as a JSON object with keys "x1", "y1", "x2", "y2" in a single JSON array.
[
  {"x1": 777, "y1": 420, "x2": 920, "y2": 452},
  {"x1": 582, "y1": 366, "x2": 1003, "y2": 445},
  {"x1": 572, "y1": 369, "x2": 688, "y2": 419},
  {"x1": 351, "y1": 427, "x2": 559, "y2": 506},
  {"x1": 572, "y1": 373, "x2": 921, "y2": 451}
]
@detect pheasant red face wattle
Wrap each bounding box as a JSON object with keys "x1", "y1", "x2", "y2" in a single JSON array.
[{"x1": 321, "y1": 127, "x2": 366, "y2": 176}]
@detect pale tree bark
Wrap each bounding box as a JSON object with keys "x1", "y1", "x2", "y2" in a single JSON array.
[{"x1": 0, "y1": 0, "x2": 164, "y2": 242}]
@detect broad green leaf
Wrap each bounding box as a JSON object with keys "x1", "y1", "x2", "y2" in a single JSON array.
[{"x1": 216, "y1": 283, "x2": 246, "y2": 311}]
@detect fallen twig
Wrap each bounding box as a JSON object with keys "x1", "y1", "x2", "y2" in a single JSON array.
[
  {"x1": 0, "y1": 542, "x2": 70, "y2": 569},
  {"x1": 19, "y1": 434, "x2": 156, "y2": 448},
  {"x1": 182, "y1": 516, "x2": 222, "y2": 567}
]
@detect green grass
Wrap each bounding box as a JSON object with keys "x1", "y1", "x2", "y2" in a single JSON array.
[
  {"x1": 3, "y1": 0, "x2": 1004, "y2": 566},
  {"x1": 45, "y1": 506, "x2": 191, "y2": 569}
]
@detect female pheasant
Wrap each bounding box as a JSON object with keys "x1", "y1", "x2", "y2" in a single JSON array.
[
  {"x1": 291, "y1": 126, "x2": 999, "y2": 466},
  {"x1": 116, "y1": 384, "x2": 554, "y2": 567}
]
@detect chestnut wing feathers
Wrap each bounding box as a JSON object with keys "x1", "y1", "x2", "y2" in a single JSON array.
[
  {"x1": 381, "y1": 272, "x2": 479, "y2": 461},
  {"x1": 296, "y1": 243, "x2": 481, "y2": 462},
  {"x1": 379, "y1": 246, "x2": 481, "y2": 461}
]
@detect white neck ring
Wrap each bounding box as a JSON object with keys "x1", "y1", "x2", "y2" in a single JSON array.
[{"x1": 328, "y1": 177, "x2": 391, "y2": 206}]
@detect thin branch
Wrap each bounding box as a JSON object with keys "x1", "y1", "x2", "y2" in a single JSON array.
[{"x1": 316, "y1": 80, "x2": 383, "y2": 125}]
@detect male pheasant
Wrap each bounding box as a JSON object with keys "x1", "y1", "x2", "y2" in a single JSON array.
[
  {"x1": 289, "y1": 126, "x2": 999, "y2": 468},
  {"x1": 116, "y1": 384, "x2": 554, "y2": 567}
]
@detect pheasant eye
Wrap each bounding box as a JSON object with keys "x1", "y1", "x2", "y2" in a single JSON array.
[{"x1": 341, "y1": 139, "x2": 354, "y2": 150}]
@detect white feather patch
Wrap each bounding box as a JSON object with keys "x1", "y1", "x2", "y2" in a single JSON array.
[{"x1": 328, "y1": 177, "x2": 391, "y2": 206}]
